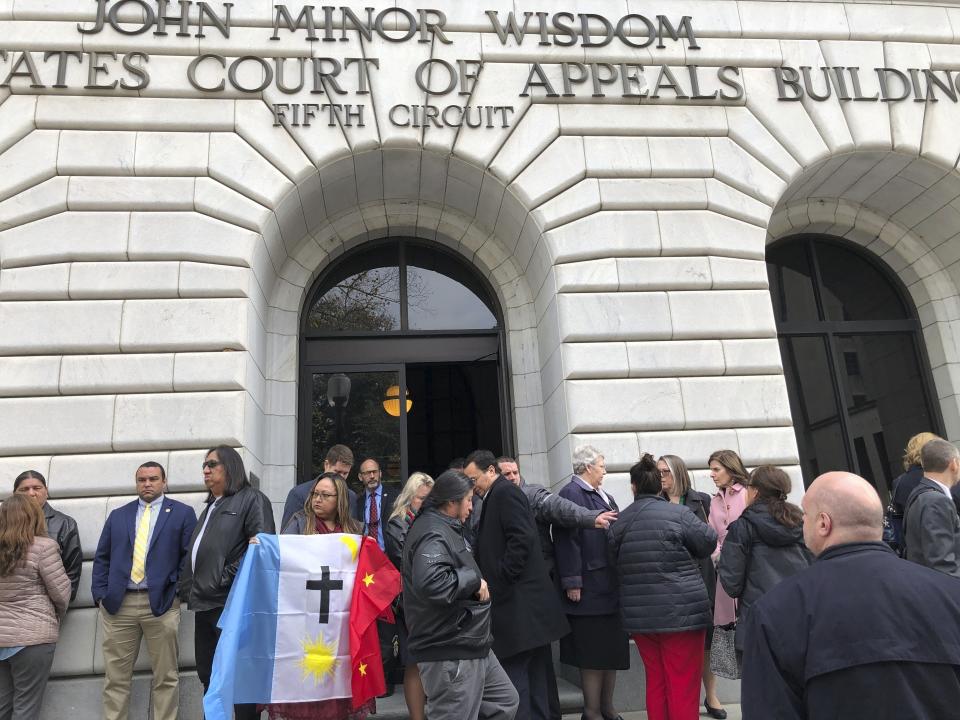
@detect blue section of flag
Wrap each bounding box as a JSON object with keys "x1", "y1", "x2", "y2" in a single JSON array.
[{"x1": 203, "y1": 534, "x2": 280, "y2": 720}]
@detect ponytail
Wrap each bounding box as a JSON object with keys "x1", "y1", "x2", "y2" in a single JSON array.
[{"x1": 748, "y1": 465, "x2": 803, "y2": 528}]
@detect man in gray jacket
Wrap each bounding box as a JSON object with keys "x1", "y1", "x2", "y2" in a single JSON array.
[
  {"x1": 904, "y1": 438, "x2": 960, "y2": 577},
  {"x1": 497, "y1": 457, "x2": 617, "y2": 573},
  {"x1": 496, "y1": 457, "x2": 617, "y2": 720}
]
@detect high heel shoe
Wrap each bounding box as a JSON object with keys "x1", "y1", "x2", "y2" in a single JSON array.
[{"x1": 704, "y1": 701, "x2": 728, "y2": 719}]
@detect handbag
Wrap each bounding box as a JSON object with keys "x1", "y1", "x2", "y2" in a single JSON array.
[
  {"x1": 710, "y1": 517, "x2": 754, "y2": 680},
  {"x1": 710, "y1": 622, "x2": 740, "y2": 679}
]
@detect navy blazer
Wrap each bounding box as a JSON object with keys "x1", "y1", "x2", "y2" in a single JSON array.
[
  {"x1": 553, "y1": 477, "x2": 620, "y2": 616},
  {"x1": 92, "y1": 497, "x2": 197, "y2": 616},
  {"x1": 352, "y1": 486, "x2": 397, "y2": 528}
]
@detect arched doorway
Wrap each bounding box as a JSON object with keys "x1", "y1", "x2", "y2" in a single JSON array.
[
  {"x1": 766, "y1": 235, "x2": 943, "y2": 502},
  {"x1": 298, "y1": 238, "x2": 511, "y2": 488}
]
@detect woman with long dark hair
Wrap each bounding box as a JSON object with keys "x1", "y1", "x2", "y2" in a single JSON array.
[
  {"x1": 179, "y1": 445, "x2": 270, "y2": 720},
  {"x1": 658, "y1": 454, "x2": 721, "y2": 718},
  {"x1": 402, "y1": 470, "x2": 518, "y2": 720},
  {"x1": 717, "y1": 465, "x2": 812, "y2": 658},
  {"x1": 610, "y1": 454, "x2": 717, "y2": 720},
  {"x1": 282, "y1": 472, "x2": 362, "y2": 536},
  {"x1": 263, "y1": 472, "x2": 367, "y2": 720},
  {"x1": 0, "y1": 494, "x2": 72, "y2": 720}
]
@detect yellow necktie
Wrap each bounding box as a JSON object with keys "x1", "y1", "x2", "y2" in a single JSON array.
[{"x1": 131, "y1": 504, "x2": 152, "y2": 584}]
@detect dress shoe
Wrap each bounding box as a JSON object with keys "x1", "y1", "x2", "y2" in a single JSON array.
[{"x1": 704, "y1": 701, "x2": 727, "y2": 719}]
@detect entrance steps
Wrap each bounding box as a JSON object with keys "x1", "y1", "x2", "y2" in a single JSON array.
[{"x1": 373, "y1": 676, "x2": 585, "y2": 719}]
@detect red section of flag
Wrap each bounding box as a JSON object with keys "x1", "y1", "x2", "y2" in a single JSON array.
[{"x1": 349, "y1": 536, "x2": 401, "y2": 709}]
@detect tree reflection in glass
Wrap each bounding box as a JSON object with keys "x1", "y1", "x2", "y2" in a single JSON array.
[{"x1": 307, "y1": 267, "x2": 402, "y2": 331}]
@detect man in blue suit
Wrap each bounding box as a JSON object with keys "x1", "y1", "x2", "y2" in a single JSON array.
[{"x1": 92, "y1": 461, "x2": 197, "y2": 720}]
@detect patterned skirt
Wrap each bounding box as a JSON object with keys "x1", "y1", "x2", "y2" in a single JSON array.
[{"x1": 261, "y1": 697, "x2": 375, "y2": 720}]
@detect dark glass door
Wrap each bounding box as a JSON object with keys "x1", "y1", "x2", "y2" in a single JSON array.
[
  {"x1": 308, "y1": 368, "x2": 404, "y2": 485},
  {"x1": 767, "y1": 236, "x2": 943, "y2": 502},
  {"x1": 406, "y1": 362, "x2": 503, "y2": 478},
  {"x1": 303, "y1": 361, "x2": 504, "y2": 489}
]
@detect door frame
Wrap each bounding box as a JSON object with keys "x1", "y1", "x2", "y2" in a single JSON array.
[{"x1": 296, "y1": 238, "x2": 516, "y2": 486}]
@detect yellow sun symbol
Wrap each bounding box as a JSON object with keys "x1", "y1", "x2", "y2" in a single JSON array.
[{"x1": 298, "y1": 635, "x2": 338, "y2": 684}]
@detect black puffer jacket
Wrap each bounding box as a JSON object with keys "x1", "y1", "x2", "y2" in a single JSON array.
[
  {"x1": 608, "y1": 494, "x2": 717, "y2": 635},
  {"x1": 179, "y1": 485, "x2": 269, "y2": 612},
  {"x1": 718, "y1": 501, "x2": 812, "y2": 650},
  {"x1": 402, "y1": 507, "x2": 491, "y2": 663}
]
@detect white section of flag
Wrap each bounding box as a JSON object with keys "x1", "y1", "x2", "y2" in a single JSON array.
[{"x1": 270, "y1": 534, "x2": 359, "y2": 703}]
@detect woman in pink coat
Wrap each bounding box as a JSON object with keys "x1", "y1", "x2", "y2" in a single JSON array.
[{"x1": 704, "y1": 449, "x2": 749, "y2": 719}]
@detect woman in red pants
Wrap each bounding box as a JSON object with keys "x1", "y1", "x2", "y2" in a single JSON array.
[{"x1": 608, "y1": 454, "x2": 718, "y2": 720}]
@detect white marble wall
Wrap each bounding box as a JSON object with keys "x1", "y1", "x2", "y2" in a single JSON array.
[{"x1": 3, "y1": 0, "x2": 960, "y2": 707}]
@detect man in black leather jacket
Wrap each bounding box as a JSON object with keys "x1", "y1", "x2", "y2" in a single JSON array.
[
  {"x1": 14, "y1": 470, "x2": 83, "y2": 601},
  {"x1": 402, "y1": 470, "x2": 518, "y2": 720}
]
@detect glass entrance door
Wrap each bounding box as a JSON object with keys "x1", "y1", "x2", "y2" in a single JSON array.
[
  {"x1": 307, "y1": 368, "x2": 404, "y2": 485},
  {"x1": 298, "y1": 239, "x2": 511, "y2": 493},
  {"x1": 766, "y1": 236, "x2": 943, "y2": 501},
  {"x1": 303, "y1": 361, "x2": 504, "y2": 490}
]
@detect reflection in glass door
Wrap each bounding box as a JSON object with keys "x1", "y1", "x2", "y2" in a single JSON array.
[
  {"x1": 767, "y1": 236, "x2": 943, "y2": 502},
  {"x1": 299, "y1": 239, "x2": 511, "y2": 496},
  {"x1": 309, "y1": 370, "x2": 404, "y2": 486}
]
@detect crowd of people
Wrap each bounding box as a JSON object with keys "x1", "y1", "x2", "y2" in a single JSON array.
[{"x1": 2, "y1": 434, "x2": 960, "y2": 720}]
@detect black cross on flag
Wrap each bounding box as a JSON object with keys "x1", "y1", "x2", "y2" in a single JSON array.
[{"x1": 305, "y1": 566, "x2": 343, "y2": 624}]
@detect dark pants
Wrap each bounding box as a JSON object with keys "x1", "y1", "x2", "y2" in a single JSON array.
[
  {"x1": 544, "y1": 566, "x2": 562, "y2": 720},
  {"x1": 544, "y1": 646, "x2": 561, "y2": 720},
  {"x1": 0, "y1": 643, "x2": 56, "y2": 720},
  {"x1": 500, "y1": 645, "x2": 551, "y2": 720},
  {"x1": 378, "y1": 619, "x2": 398, "y2": 686},
  {"x1": 194, "y1": 607, "x2": 259, "y2": 720}
]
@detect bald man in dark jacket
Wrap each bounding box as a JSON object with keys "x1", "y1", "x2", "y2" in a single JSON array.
[{"x1": 742, "y1": 472, "x2": 960, "y2": 720}]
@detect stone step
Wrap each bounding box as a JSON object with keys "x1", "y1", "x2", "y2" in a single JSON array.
[{"x1": 372, "y1": 677, "x2": 584, "y2": 720}]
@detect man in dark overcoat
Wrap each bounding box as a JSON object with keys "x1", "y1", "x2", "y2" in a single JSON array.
[
  {"x1": 742, "y1": 471, "x2": 960, "y2": 720},
  {"x1": 465, "y1": 450, "x2": 570, "y2": 720},
  {"x1": 903, "y1": 438, "x2": 960, "y2": 577}
]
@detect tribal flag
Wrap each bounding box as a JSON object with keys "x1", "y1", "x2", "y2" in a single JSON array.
[{"x1": 203, "y1": 533, "x2": 400, "y2": 720}]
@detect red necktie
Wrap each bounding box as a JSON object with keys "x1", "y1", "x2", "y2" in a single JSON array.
[{"x1": 367, "y1": 493, "x2": 379, "y2": 539}]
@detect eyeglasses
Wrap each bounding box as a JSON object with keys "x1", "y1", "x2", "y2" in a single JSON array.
[
  {"x1": 202, "y1": 460, "x2": 221, "y2": 470},
  {"x1": 311, "y1": 492, "x2": 338, "y2": 501},
  {"x1": 659, "y1": 469, "x2": 672, "y2": 477}
]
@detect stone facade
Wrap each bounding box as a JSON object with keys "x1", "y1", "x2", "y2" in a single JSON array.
[{"x1": 3, "y1": 0, "x2": 960, "y2": 714}]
